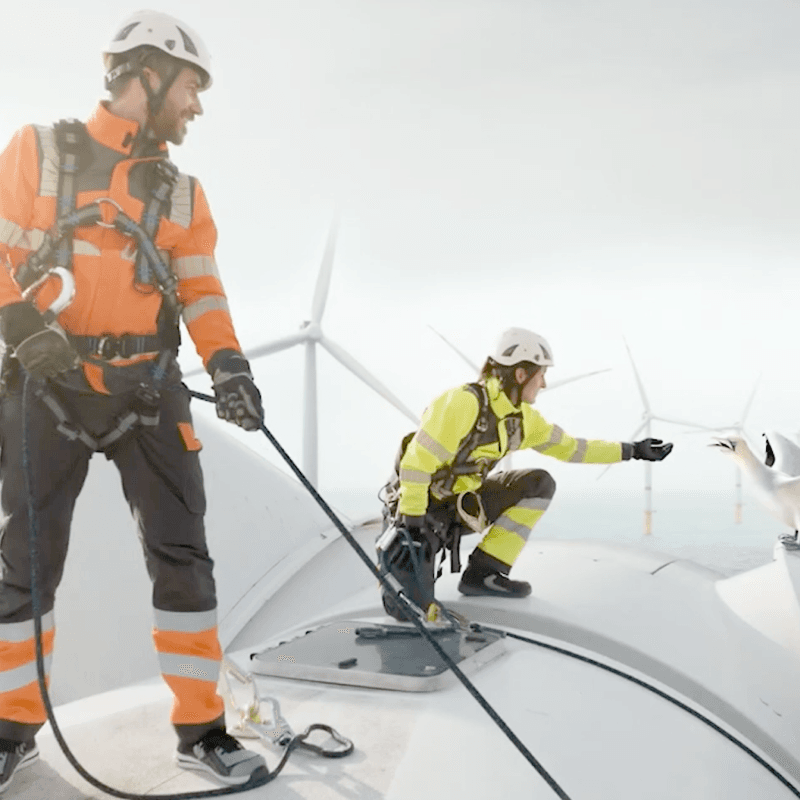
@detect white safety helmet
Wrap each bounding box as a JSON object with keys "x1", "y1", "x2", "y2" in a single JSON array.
[
  {"x1": 492, "y1": 327, "x2": 554, "y2": 368},
  {"x1": 103, "y1": 10, "x2": 212, "y2": 90}
]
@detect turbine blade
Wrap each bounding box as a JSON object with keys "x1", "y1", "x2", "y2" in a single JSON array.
[
  {"x1": 650, "y1": 415, "x2": 718, "y2": 430},
  {"x1": 596, "y1": 463, "x2": 615, "y2": 481},
  {"x1": 598, "y1": 418, "x2": 649, "y2": 480},
  {"x1": 624, "y1": 338, "x2": 651, "y2": 415},
  {"x1": 679, "y1": 424, "x2": 736, "y2": 435},
  {"x1": 181, "y1": 330, "x2": 308, "y2": 378},
  {"x1": 545, "y1": 368, "x2": 612, "y2": 391},
  {"x1": 739, "y1": 374, "x2": 761, "y2": 427},
  {"x1": 320, "y1": 334, "x2": 419, "y2": 424},
  {"x1": 429, "y1": 326, "x2": 480, "y2": 373},
  {"x1": 627, "y1": 419, "x2": 650, "y2": 443},
  {"x1": 243, "y1": 329, "x2": 309, "y2": 361},
  {"x1": 310, "y1": 217, "x2": 339, "y2": 324}
]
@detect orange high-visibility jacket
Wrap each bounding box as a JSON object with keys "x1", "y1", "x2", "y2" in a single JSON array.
[{"x1": 0, "y1": 102, "x2": 243, "y2": 393}]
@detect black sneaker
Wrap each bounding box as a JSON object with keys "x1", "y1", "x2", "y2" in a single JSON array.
[
  {"x1": 0, "y1": 739, "x2": 38, "y2": 794},
  {"x1": 176, "y1": 728, "x2": 268, "y2": 786},
  {"x1": 458, "y1": 548, "x2": 532, "y2": 598},
  {"x1": 458, "y1": 569, "x2": 532, "y2": 597}
]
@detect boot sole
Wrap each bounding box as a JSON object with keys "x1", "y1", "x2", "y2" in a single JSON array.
[
  {"x1": 175, "y1": 753, "x2": 268, "y2": 786},
  {"x1": 458, "y1": 582, "x2": 531, "y2": 598}
]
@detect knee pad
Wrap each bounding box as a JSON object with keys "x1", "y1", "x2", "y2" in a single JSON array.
[{"x1": 514, "y1": 469, "x2": 556, "y2": 501}]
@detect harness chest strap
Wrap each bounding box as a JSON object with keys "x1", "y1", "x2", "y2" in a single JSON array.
[
  {"x1": 18, "y1": 120, "x2": 182, "y2": 359},
  {"x1": 14, "y1": 119, "x2": 183, "y2": 449},
  {"x1": 428, "y1": 382, "x2": 498, "y2": 497}
]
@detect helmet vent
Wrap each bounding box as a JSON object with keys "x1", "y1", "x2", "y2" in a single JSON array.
[
  {"x1": 164, "y1": 39, "x2": 176, "y2": 51},
  {"x1": 177, "y1": 27, "x2": 199, "y2": 56},
  {"x1": 502, "y1": 345, "x2": 518, "y2": 358},
  {"x1": 113, "y1": 22, "x2": 140, "y2": 42}
]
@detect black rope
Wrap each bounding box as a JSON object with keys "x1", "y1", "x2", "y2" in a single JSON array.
[
  {"x1": 21, "y1": 375, "x2": 276, "y2": 799},
  {"x1": 472, "y1": 625, "x2": 800, "y2": 798},
  {"x1": 188, "y1": 388, "x2": 573, "y2": 800}
]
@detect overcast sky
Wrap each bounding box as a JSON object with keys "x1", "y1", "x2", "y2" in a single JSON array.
[{"x1": 4, "y1": 1, "x2": 800, "y2": 522}]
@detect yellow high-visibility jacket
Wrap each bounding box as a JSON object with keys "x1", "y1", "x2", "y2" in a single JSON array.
[{"x1": 397, "y1": 376, "x2": 631, "y2": 517}]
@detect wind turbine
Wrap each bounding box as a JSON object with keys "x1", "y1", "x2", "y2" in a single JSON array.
[
  {"x1": 601, "y1": 339, "x2": 715, "y2": 535},
  {"x1": 189, "y1": 221, "x2": 418, "y2": 487},
  {"x1": 692, "y1": 378, "x2": 760, "y2": 523}
]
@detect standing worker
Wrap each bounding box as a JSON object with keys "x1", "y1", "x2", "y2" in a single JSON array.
[
  {"x1": 0, "y1": 11, "x2": 267, "y2": 792},
  {"x1": 380, "y1": 327, "x2": 673, "y2": 621}
]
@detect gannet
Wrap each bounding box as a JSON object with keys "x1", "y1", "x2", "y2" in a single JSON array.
[{"x1": 711, "y1": 435, "x2": 800, "y2": 534}]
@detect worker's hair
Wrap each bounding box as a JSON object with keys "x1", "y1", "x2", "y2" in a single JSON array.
[
  {"x1": 105, "y1": 46, "x2": 187, "y2": 99},
  {"x1": 480, "y1": 357, "x2": 540, "y2": 404}
]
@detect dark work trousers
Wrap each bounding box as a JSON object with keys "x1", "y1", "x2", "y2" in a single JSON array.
[
  {"x1": 432, "y1": 468, "x2": 557, "y2": 573},
  {"x1": 0, "y1": 378, "x2": 225, "y2": 746}
]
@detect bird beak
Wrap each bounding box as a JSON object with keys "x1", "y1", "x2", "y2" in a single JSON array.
[{"x1": 709, "y1": 438, "x2": 735, "y2": 451}]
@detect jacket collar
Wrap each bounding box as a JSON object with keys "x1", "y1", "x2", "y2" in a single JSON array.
[
  {"x1": 484, "y1": 377, "x2": 523, "y2": 418},
  {"x1": 85, "y1": 102, "x2": 168, "y2": 157}
]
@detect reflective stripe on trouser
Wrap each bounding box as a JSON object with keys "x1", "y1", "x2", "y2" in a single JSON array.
[
  {"x1": 153, "y1": 608, "x2": 225, "y2": 747},
  {"x1": 471, "y1": 469, "x2": 557, "y2": 570},
  {"x1": 0, "y1": 379, "x2": 217, "y2": 743},
  {"x1": 0, "y1": 615, "x2": 55, "y2": 741}
]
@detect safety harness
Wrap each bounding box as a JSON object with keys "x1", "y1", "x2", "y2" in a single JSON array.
[
  {"x1": 13, "y1": 118, "x2": 183, "y2": 452},
  {"x1": 381, "y1": 382, "x2": 511, "y2": 575}
]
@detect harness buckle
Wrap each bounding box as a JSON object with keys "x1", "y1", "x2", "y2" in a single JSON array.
[{"x1": 95, "y1": 335, "x2": 115, "y2": 360}]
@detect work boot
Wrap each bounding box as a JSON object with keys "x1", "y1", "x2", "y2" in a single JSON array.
[
  {"x1": 0, "y1": 739, "x2": 38, "y2": 794},
  {"x1": 176, "y1": 728, "x2": 268, "y2": 786},
  {"x1": 458, "y1": 548, "x2": 531, "y2": 598},
  {"x1": 379, "y1": 528, "x2": 436, "y2": 621}
]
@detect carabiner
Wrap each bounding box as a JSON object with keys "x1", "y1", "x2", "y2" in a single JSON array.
[
  {"x1": 92, "y1": 197, "x2": 125, "y2": 229},
  {"x1": 21, "y1": 266, "x2": 76, "y2": 320}
]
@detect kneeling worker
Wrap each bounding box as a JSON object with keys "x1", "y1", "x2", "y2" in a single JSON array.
[{"x1": 380, "y1": 327, "x2": 673, "y2": 621}]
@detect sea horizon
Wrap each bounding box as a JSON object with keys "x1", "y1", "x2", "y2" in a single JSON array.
[{"x1": 323, "y1": 487, "x2": 785, "y2": 578}]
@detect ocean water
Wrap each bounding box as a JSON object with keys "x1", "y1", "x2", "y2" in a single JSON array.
[{"x1": 324, "y1": 487, "x2": 783, "y2": 578}]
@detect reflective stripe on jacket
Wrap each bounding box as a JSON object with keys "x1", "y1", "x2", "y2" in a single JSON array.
[
  {"x1": 0, "y1": 102, "x2": 243, "y2": 389},
  {"x1": 397, "y1": 376, "x2": 625, "y2": 517}
]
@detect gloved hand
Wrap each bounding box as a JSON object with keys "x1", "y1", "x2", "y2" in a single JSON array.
[
  {"x1": 0, "y1": 301, "x2": 79, "y2": 381},
  {"x1": 632, "y1": 438, "x2": 673, "y2": 461},
  {"x1": 208, "y1": 349, "x2": 263, "y2": 431}
]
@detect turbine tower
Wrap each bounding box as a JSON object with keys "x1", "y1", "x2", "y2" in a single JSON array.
[
  {"x1": 190, "y1": 221, "x2": 418, "y2": 487},
  {"x1": 601, "y1": 339, "x2": 714, "y2": 535},
  {"x1": 696, "y1": 378, "x2": 760, "y2": 523}
]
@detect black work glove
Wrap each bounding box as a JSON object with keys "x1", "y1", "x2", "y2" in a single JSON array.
[
  {"x1": 632, "y1": 438, "x2": 673, "y2": 461},
  {"x1": 208, "y1": 349, "x2": 263, "y2": 431},
  {"x1": 0, "y1": 301, "x2": 79, "y2": 381}
]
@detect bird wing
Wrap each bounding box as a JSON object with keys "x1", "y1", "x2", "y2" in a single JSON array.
[{"x1": 763, "y1": 430, "x2": 800, "y2": 477}]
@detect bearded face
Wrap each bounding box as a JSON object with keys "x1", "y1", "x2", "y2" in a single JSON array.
[{"x1": 148, "y1": 66, "x2": 203, "y2": 145}]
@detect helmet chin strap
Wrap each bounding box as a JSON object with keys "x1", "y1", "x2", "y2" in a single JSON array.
[
  {"x1": 513, "y1": 368, "x2": 537, "y2": 406},
  {"x1": 130, "y1": 59, "x2": 181, "y2": 152}
]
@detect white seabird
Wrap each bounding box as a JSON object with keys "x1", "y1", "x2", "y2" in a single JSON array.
[{"x1": 711, "y1": 434, "x2": 800, "y2": 533}]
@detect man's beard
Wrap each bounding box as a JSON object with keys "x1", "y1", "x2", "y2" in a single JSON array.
[{"x1": 149, "y1": 104, "x2": 187, "y2": 145}]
